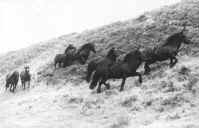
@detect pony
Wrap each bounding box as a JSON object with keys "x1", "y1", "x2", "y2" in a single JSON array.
[
  {"x1": 5, "y1": 71, "x2": 19, "y2": 92},
  {"x1": 86, "y1": 47, "x2": 122, "y2": 82},
  {"x1": 89, "y1": 49, "x2": 143, "y2": 93},
  {"x1": 54, "y1": 44, "x2": 77, "y2": 68},
  {"x1": 142, "y1": 24, "x2": 192, "y2": 74},
  {"x1": 20, "y1": 66, "x2": 31, "y2": 90},
  {"x1": 63, "y1": 43, "x2": 96, "y2": 67},
  {"x1": 64, "y1": 44, "x2": 77, "y2": 55}
]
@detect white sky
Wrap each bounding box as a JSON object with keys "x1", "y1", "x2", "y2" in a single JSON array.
[{"x1": 0, "y1": 0, "x2": 181, "y2": 54}]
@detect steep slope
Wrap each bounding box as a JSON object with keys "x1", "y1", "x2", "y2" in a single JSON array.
[{"x1": 0, "y1": 0, "x2": 199, "y2": 128}]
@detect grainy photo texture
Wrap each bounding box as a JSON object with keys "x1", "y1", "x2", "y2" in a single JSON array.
[{"x1": 0, "y1": 0, "x2": 199, "y2": 128}]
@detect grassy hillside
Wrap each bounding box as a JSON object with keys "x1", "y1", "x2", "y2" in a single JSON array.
[
  {"x1": 0, "y1": 0, "x2": 199, "y2": 128},
  {"x1": 37, "y1": 0, "x2": 199, "y2": 84}
]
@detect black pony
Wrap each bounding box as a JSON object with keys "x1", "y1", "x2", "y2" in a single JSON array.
[
  {"x1": 86, "y1": 48, "x2": 119, "y2": 82},
  {"x1": 20, "y1": 66, "x2": 31, "y2": 90},
  {"x1": 89, "y1": 49, "x2": 143, "y2": 93},
  {"x1": 63, "y1": 43, "x2": 96, "y2": 67},
  {"x1": 142, "y1": 24, "x2": 192, "y2": 74},
  {"x1": 5, "y1": 71, "x2": 19, "y2": 92}
]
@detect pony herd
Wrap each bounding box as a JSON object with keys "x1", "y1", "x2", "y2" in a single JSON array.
[
  {"x1": 5, "y1": 23, "x2": 193, "y2": 93},
  {"x1": 87, "y1": 24, "x2": 192, "y2": 93},
  {"x1": 5, "y1": 66, "x2": 31, "y2": 92}
]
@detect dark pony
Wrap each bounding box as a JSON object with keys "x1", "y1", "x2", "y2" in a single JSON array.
[
  {"x1": 63, "y1": 43, "x2": 96, "y2": 67},
  {"x1": 54, "y1": 54, "x2": 66, "y2": 68},
  {"x1": 89, "y1": 49, "x2": 143, "y2": 93},
  {"x1": 54, "y1": 44, "x2": 77, "y2": 68},
  {"x1": 20, "y1": 66, "x2": 31, "y2": 90},
  {"x1": 86, "y1": 47, "x2": 119, "y2": 82},
  {"x1": 5, "y1": 71, "x2": 19, "y2": 92},
  {"x1": 142, "y1": 24, "x2": 192, "y2": 74}
]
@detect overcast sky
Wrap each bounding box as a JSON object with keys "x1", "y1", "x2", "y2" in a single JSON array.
[{"x1": 0, "y1": 0, "x2": 181, "y2": 54}]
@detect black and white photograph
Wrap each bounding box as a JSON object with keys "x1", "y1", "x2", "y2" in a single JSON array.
[{"x1": 0, "y1": 0, "x2": 199, "y2": 127}]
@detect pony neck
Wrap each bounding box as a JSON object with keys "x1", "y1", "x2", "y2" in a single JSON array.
[
  {"x1": 164, "y1": 33, "x2": 182, "y2": 49},
  {"x1": 78, "y1": 44, "x2": 91, "y2": 53},
  {"x1": 106, "y1": 54, "x2": 116, "y2": 61}
]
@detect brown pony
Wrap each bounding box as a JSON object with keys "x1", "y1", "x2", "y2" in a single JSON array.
[{"x1": 5, "y1": 71, "x2": 19, "y2": 92}]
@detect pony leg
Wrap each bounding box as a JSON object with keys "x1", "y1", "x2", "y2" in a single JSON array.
[
  {"x1": 129, "y1": 72, "x2": 142, "y2": 84},
  {"x1": 134, "y1": 72, "x2": 142, "y2": 83},
  {"x1": 61, "y1": 62, "x2": 65, "y2": 67},
  {"x1": 13, "y1": 84, "x2": 16, "y2": 93},
  {"x1": 97, "y1": 80, "x2": 103, "y2": 93},
  {"x1": 23, "y1": 83, "x2": 25, "y2": 90},
  {"x1": 28, "y1": 81, "x2": 30, "y2": 89},
  {"x1": 170, "y1": 57, "x2": 178, "y2": 68},
  {"x1": 11, "y1": 84, "x2": 14, "y2": 92},
  {"x1": 54, "y1": 62, "x2": 57, "y2": 69},
  {"x1": 23, "y1": 82, "x2": 25, "y2": 90},
  {"x1": 5, "y1": 84, "x2": 9, "y2": 91},
  {"x1": 104, "y1": 82, "x2": 110, "y2": 89},
  {"x1": 59, "y1": 62, "x2": 62, "y2": 68},
  {"x1": 13, "y1": 84, "x2": 16, "y2": 92},
  {"x1": 86, "y1": 68, "x2": 93, "y2": 82},
  {"x1": 21, "y1": 83, "x2": 22, "y2": 89},
  {"x1": 63, "y1": 62, "x2": 66, "y2": 68},
  {"x1": 9, "y1": 84, "x2": 12, "y2": 92},
  {"x1": 101, "y1": 78, "x2": 110, "y2": 90},
  {"x1": 144, "y1": 63, "x2": 151, "y2": 74},
  {"x1": 10, "y1": 84, "x2": 14, "y2": 92},
  {"x1": 120, "y1": 77, "x2": 126, "y2": 91},
  {"x1": 25, "y1": 82, "x2": 26, "y2": 90}
]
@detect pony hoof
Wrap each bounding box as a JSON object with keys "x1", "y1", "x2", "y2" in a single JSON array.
[
  {"x1": 97, "y1": 90, "x2": 101, "y2": 93},
  {"x1": 119, "y1": 89, "x2": 123, "y2": 92}
]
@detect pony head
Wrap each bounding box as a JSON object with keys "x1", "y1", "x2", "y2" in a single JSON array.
[
  {"x1": 179, "y1": 22, "x2": 193, "y2": 44},
  {"x1": 24, "y1": 66, "x2": 30, "y2": 73},
  {"x1": 82, "y1": 43, "x2": 96, "y2": 53},
  {"x1": 89, "y1": 43, "x2": 96, "y2": 53}
]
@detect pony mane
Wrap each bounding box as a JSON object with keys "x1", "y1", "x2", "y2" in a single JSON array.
[
  {"x1": 80, "y1": 43, "x2": 93, "y2": 49},
  {"x1": 163, "y1": 32, "x2": 182, "y2": 46},
  {"x1": 123, "y1": 50, "x2": 141, "y2": 62},
  {"x1": 77, "y1": 43, "x2": 93, "y2": 54},
  {"x1": 106, "y1": 48, "x2": 115, "y2": 58}
]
